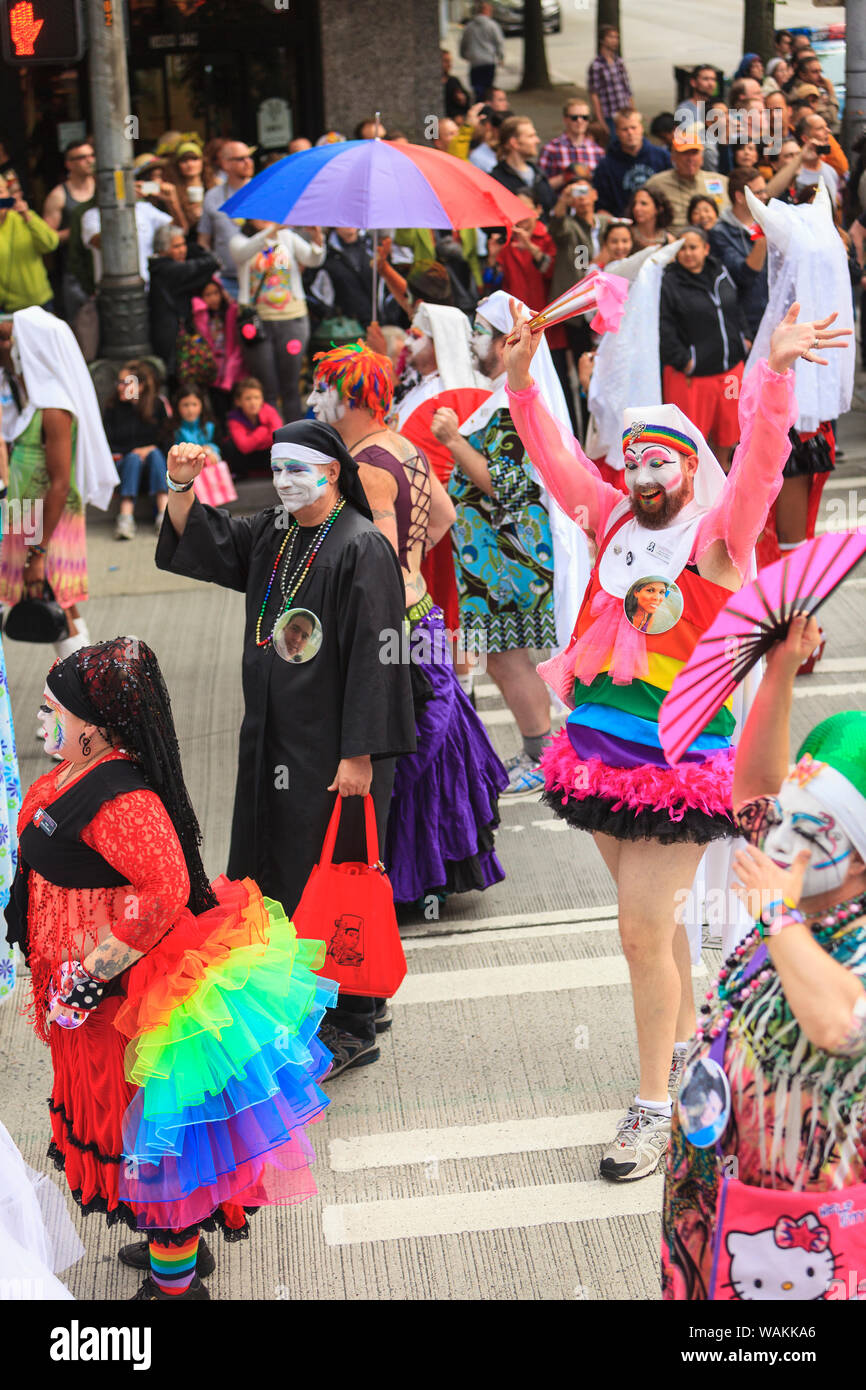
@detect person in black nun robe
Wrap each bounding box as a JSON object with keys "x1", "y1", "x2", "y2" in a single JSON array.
[{"x1": 156, "y1": 418, "x2": 416, "y2": 1074}]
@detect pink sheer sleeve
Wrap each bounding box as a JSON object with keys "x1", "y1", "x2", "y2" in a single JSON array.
[
  {"x1": 506, "y1": 380, "x2": 622, "y2": 540},
  {"x1": 695, "y1": 359, "x2": 798, "y2": 579}
]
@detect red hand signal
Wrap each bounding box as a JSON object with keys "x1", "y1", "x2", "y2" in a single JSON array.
[{"x1": 9, "y1": 1, "x2": 44, "y2": 55}]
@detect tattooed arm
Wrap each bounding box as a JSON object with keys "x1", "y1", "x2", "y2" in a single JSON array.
[{"x1": 48, "y1": 789, "x2": 191, "y2": 1024}]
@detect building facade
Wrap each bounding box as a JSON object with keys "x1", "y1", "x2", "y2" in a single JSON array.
[{"x1": 1, "y1": 0, "x2": 439, "y2": 206}]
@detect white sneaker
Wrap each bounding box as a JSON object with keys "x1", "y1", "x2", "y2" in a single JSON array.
[
  {"x1": 669, "y1": 1045, "x2": 689, "y2": 1096},
  {"x1": 499, "y1": 752, "x2": 545, "y2": 801},
  {"x1": 115, "y1": 514, "x2": 136, "y2": 540},
  {"x1": 599, "y1": 1105, "x2": 671, "y2": 1182}
]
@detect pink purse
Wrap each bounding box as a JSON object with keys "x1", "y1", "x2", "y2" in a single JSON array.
[
  {"x1": 193, "y1": 460, "x2": 237, "y2": 508},
  {"x1": 707, "y1": 944, "x2": 866, "y2": 1301}
]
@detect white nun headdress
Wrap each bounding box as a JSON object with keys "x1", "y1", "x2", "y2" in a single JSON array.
[
  {"x1": 413, "y1": 303, "x2": 485, "y2": 392},
  {"x1": 622, "y1": 403, "x2": 727, "y2": 511}
]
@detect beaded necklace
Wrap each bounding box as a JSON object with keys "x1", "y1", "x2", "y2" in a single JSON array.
[
  {"x1": 255, "y1": 497, "x2": 345, "y2": 648},
  {"x1": 696, "y1": 891, "x2": 866, "y2": 1043}
]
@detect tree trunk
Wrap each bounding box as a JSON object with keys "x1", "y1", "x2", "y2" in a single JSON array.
[
  {"x1": 520, "y1": 0, "x2": 552, "y2": 91},
  {"x1": 742, "y1": 0, "x2": 776, "y2": 61},
  {"x1": 596, "y1": 0, "x2": 621, "y2": 50}
]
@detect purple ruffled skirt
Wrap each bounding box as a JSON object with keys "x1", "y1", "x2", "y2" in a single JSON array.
[{"x1": 385, "y1": 606, "x2": 508, "y2": 904}]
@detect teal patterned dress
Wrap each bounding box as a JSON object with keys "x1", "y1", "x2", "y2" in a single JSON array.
[
  {"x1": 448, "y1": 407, "x2": 556, "y2": 653},
  {"x1": 0, "y1": 628, "x2": 21, "y2": 1003}
]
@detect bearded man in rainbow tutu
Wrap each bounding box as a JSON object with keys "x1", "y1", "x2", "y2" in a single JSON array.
[{"x1": 503, "y1": 298, "x2": 850, "y2": 1183}]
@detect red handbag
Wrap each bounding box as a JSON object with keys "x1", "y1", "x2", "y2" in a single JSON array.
[{"x1": 292, "y1": 794, "x2": 407, "y2": 998}]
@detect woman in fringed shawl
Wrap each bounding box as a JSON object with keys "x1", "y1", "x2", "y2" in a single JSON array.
[{"x1": 663, "y1": 615, "x2": 866, "y2": 1299}]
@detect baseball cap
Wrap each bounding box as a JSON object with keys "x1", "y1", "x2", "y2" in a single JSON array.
[
  {"x1": 792, "y1": 83, "x2": 821, "y2": 100},
  {"x1": 672, "y1": 125, "x2": 705, "y2": 152}
]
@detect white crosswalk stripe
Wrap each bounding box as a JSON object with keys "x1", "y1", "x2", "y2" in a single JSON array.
[
  {"x1": 328, "y1": 1110, "x2": 627, "y2": 1171},
  {"x1": 321, "y1": 1176, "x2": 664, "y2": 1246},
  {"x1": 396, "y1": 956, "x2": 706, "y2": 1005}
]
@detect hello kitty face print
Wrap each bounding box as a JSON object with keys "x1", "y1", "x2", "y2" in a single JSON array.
[{"x1": 725, "y1": 1215, "x2": 836, "y2": 1301}]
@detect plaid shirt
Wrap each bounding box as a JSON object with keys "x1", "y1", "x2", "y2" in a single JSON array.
[
  {"x1": 539, "y1": 132, "x2": 605, "y2": 177},
  {"x1": 587, "y1": 54, "x2": 633, "y2": 120}
]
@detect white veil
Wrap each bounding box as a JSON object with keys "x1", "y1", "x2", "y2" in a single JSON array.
[
  {"x1": 744, "y1": 185, "x2": 854, "y2": 432},
  {"x1": 11, "y1": 307, "x2": 119, "y2": 510},
  {"x1": 587, "y1": 240, "x2": 683, "y2": 469}
]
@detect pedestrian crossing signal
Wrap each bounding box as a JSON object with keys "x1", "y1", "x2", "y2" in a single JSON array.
[{"x1": 2, "y1": 0, "x2": 85, "y2": 64}]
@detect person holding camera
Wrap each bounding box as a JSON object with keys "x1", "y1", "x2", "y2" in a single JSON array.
[
  {"x1": 793, "y1": 113, "x2": 840, "y2": 206},
  {"x1": 0, "y1": 176, "x2": 58, "y2": 314}
]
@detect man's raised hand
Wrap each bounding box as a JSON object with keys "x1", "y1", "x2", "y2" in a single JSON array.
[
  {"x1": 767, "y1": 302, "x2": 851, "y2": 374},
  {"x1": 503, "y1": 297, "x2": 543, "y2": 392},
  {"x1": 166, "y1": 442, "x2": 210, "y2": 483}
]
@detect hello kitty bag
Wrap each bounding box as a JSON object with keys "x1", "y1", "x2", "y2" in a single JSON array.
[{"x1": 707, "y1": 944, "x2": 866, "y2": 1301}]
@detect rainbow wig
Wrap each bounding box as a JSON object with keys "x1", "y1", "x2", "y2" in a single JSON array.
[{"x1": 312, "y1": 341, "x2": 395, "y2": 422}]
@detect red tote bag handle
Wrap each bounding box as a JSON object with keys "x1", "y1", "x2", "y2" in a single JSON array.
[{"x1": 318, "y1": 793, "x2": 381, "y2": 870}]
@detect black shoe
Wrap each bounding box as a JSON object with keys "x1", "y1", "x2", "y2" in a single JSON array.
[
  {"x1": 119, "y1": 1237, "x2": 215, "y2": 1277},
  {"x1": 129, "y1": 1274, "x2": 211, "y2": 1300},
  {"x1": 373, "y1": 1000, "x2": 393, "y2": 1033},
  {"x1": 319, "y1": 1022, "x2": 380, "y2": 1078}
]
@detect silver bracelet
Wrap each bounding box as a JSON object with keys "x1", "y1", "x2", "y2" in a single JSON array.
[{"x1": 166, "y1": 473, "x2": 195, "y2": 493}]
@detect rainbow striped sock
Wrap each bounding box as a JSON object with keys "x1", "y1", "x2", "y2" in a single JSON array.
[{"x1": 149, "y1": 1233, "x2": 200, "y2": 1295}]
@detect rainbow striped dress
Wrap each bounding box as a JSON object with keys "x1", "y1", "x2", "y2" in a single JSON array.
[{"x1": 541, "y1": 506, "x2": 737, "y2": 843}]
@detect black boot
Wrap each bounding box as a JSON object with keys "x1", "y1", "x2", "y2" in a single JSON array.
[{"x1": 130, "y1": 1274, "x2": 210, "y2": 1300}]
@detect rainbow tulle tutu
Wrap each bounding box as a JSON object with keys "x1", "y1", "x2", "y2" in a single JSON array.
[{"x1": 113, "y1": 875, "x2": 337, "y2": 1232}]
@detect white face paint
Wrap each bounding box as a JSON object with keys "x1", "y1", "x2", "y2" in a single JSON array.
[
  {"x1": 471, "y1": 318, "x2": 495, "y2": 369},
  {"x1": 744, "y1": 779, "x2": 854, "y2": 898},
  {"x1": 38, "y1": 689, "x2": 71, "y2": 759},
  {"x1": 272, "y1": 460, "x2": 329, "y2": 512},
  {"x1": 305, "y1": 381, "x2": 345, "y2": 425},
  {"x1": 623, "y1": 443, "x2": 685, "y2": 514},
  {"x1": 406, "y1": 330, "x2": 432, "y2": 360}
]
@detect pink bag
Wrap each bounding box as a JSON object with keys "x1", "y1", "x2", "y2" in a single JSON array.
[
  {"x1": 707, "y1": 943, "x2": 866, "y2": 1301},
  {"x1": 193, "y1": 460, "x2": 237, "y2": 508},
  {"x1": 710, "y1": 1175, "x2": 866, "y2": 1301}
]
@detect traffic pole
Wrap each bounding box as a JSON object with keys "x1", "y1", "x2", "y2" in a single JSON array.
[
  {"x1": 846, "y1": 0, "x2": 866, "y2": 156},
  {"x1": 85, "y1": 0, "x2": 149, "y2": 358}
]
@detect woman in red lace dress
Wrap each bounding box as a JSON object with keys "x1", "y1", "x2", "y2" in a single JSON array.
[{"x1": 6, "y1": 638, "x2": 336, "y2": 1300}]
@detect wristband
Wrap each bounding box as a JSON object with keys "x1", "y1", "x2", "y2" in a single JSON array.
[
  {"x1": 761, "y1": 909, "x2": 805, "y2": 939},
  {"x1": 166, "y1": 473, "x2": 195, "y2": 493},
  {"x1": 26, "y1": 543, "x2": 47, "y2": 557},
  {"x1": 759, "y1": 895, "x2": 799, "y2": 927}
]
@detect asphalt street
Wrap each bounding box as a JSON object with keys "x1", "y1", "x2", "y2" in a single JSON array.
[{"x1": 1, "y1": 391, "x2": 864, "y2": 1301}]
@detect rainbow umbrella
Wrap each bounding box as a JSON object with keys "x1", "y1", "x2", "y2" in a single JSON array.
[{"x1": 222, "y1": 138, "x2": 531, "y2": 318}]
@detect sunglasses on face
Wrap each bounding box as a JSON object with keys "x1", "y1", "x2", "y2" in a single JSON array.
[{"x1": 567, "y1": 113, "x2": 589, "y2": 121}]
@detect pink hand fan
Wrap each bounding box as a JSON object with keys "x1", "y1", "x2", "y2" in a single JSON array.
[{"x1": 659, "y1": 531, "x2": 866, "y2": 765}]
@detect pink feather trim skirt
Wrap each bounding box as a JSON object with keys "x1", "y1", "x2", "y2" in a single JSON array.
[{"x1": 540, "y1": 728, "x2": 736, "y2": 844}]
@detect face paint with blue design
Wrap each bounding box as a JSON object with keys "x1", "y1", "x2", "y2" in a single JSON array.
[
  {"x1": 271, "y1": 459, "x2": 330, "y2": 512},
  {"x1": 741, "y1": 780, "x2": 854, "y2": 898}
]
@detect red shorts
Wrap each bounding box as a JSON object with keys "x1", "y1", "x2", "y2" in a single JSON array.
[{"x1": 662, "y1": 361, "x2": 744, "y2": 449}]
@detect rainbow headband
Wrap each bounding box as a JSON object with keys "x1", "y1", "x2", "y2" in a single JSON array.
[{"x1": 622, "y1": 422, "x2": 698, "y2": 456}]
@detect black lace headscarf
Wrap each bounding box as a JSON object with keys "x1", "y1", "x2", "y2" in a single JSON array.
[{"x1": 46, "y1": 637, "x2": 217, "y2": 915}]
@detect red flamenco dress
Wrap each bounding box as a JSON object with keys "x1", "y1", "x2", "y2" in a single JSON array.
[{"x1": 19, "y1": 750, "x2": 336, "y2": 1242}]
